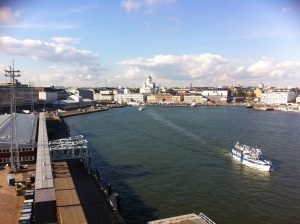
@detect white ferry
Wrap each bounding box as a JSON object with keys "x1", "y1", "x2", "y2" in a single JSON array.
[{"x1": 232, "y1": 142, "x2": 272, "y2": 171}]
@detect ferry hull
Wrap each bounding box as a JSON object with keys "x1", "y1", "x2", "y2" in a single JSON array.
[{"x1": 232, "y1": 153, "x2": 271, "y2": 172}]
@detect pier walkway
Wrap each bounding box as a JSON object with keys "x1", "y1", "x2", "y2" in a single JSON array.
[
  {"x1": 37, "y1": 112, "x2": 123, "y2": 224},
  {"x1": 54, "y1": 159, "x2": 121, "y2": 224}
]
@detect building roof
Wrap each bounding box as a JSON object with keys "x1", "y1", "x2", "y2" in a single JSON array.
[
  {"x1": 0, "y1": 113, "x2": 38, "y2": 148},
  {"x1": 53, "y1": 100, "x2": 78, "y2": 105}
]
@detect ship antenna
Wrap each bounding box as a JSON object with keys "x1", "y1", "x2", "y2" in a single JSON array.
[{"x1": 4, "y1": 60, "x2": 21, "y2": 173}]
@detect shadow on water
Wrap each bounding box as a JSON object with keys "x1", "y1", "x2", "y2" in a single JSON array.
[{"x1": 87, "y1": 143, "x2": 158, "y2": 224}]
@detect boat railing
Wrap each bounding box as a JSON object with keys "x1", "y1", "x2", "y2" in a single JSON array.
[{"x1": 199, "y1": 213, "x2": 216, "y2": 224}]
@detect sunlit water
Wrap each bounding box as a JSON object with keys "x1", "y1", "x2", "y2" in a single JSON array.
[{"x1": 65, "y1": 106, "x2": 300, "y2": 224}]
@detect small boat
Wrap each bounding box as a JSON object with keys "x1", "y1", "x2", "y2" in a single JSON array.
[
  {"x1": 127, "y1": 101, "x2": 140, "y2": 106},
  {"x1": 190, "y1": 102, "x2": 197, "y2": 107},
  {"x1": 138, "y1": 106, "x2": 144, "y2": 111},
  {"x1": 232, "y1": 142, "x2": 272, "y2": 171}
]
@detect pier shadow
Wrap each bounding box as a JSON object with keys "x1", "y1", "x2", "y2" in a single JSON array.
[{"x1": 87, "y1": 144, "x2": 158, "y2": 224}]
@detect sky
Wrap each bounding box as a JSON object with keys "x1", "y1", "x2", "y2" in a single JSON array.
[{"x1": 0, "y1": 0, "x2": 300, "y2": 87}]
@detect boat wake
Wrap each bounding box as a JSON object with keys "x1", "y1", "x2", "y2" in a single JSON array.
[{"x1": 146, "y1": 111, "x2": 203, "y2": 142}]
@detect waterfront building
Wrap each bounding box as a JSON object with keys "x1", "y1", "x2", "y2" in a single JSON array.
[
  {"x1": 94, "y1": 93, "x2": 114, "y2": 102},
  {"x1": 67, "y1": 88, "x2": 94, "y2": 100},
  {"x1": 140, "y1": 76, "x2": 159, "y2": 94},
  {"x1": 99, "y1": 90, "x2": 113, "y2": 95},
  {"x1": 53, "y1": 95, "x2": 93, "y2": 110},
  {"x1": 114, "y1": 93, "x2": 146, "y2": 104},
  {"x1": 184, "y1": 95, "x2": 207, "y2": 104},
  {"x1": 0, "y1": 113, "x2": 38, "y2": 164},
  {"x1": 259, "y1": 83, "x2": 264, "y2": 89},
  {"x1": 201, "y1": 89, "x2": 229, "y2": 103},
  {"x1": 296, "y1": 95, "x2": 300, "y2": 103},
  {"x1": 260, "y1": 91, "x2": 296, "y2": 104},
  {"x1": 254, "y1": 88, "x2": 263, "y2": 99},
  {"x1": 79, "y1": 89, "x2": 94, "y2": 100},
  {"x1": 38, "y1": 86, "x2": 69, "y2": 104},
  {"x1": 0, "y1": 81, "x2": 38, "y2": 111},
  {"x1": 201, "y1": 89, "x2": 228, "y2": 98},
  {"x1": 147, "y1": 94, "x2": 183, "y2": 104},
  {"x1": 39, "y1": 91, "x2": 58, "y2": 104}
]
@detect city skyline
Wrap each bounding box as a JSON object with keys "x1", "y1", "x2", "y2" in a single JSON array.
[{"x1": 0, "y1": 0, "x2": 300, "y2": 87}]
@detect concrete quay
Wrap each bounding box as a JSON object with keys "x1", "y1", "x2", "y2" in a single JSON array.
[{"x1": 57, "y1": 105, "x2": 124, "y2": 118}]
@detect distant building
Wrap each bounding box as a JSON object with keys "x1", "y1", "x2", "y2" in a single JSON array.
[
  {"x1": 184, "y1": 95, "x2": 207, "y2": 104},
  {"x1": 140, "y1": 76, "x2": 158, "y2": 94},
  {"x1": 147, "y1": 94, "x2": 183, "y2": 103},
  {"x1": 202, "y1": 89, "x2": 228, "y2": 102},
  {"x1": 258, "y1": 83, "x2": 264, "y2": 89},
  {"x1": 296, "y1": 95, "x2": 300, "y2": 103},
  {"x1": 94, "y1": 93, "x2": 114, "y2": 102},
  {"x1": 99, "y1": 90, "x2": 112, "y2": 95},
  {"x1": 53, "y1": 95, "x2": 93, "y2": 110},
  {"x1": 254, "y1": 88, "x2": 263, "y2": 98},
  {"x1": 39, "y1": 91, "x2": 58, "y2": 104},
  {"x1": 260, "y1": 91, "x2": 296, "y2": 104},
  {"x1": 114, "y1": 93, "x2": 146, "y2": 104},
  {"x1": 0, "y1": 113, "x2": 38, "y2": 164},
  {"x1": 66, "y1": 88, "x2": 94, "y2": 100},
  {"x1": 202, "y1": 89, "x2": 228, "y2": 98},
  {"x1": 124, "y1": 88, "x2": 130, "y2": 94},
  {"x1": 0, "y1": 81, "x2": 38, "y2": 111},
  {"x1": 38, "y1": 86, "x2": 69, "y2": 104},
  {"x1": 79, "y1": 89, "x2": 94, "y2": 100}
]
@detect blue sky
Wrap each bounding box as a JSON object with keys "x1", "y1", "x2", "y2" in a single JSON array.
[{"x1": 0, "y1": 0, "x2": 299, "y2": 87}]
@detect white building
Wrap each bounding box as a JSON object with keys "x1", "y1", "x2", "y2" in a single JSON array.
[
  {"x1": 39, "y1": 91, "x2": 58, "y2": 104},
  {"x1": 260, "y1": 91, "x2": 296, "y2": 104},
  {"x1": 258, "y1": 83, "x2": 264, "y2": 89},
  {"x1": 94, "y1": 93, "x2": 114, "y2": 102},
  {"x1": 53, "y1": 94, "x2": 93, "y2": 110},
  {"x1": 140, "y1": 76, "x2": 158, "y2": 94},
  {"x1": 114, "y1": 93, "x2": 146, "y2": 104},
  {"x1": 184, "y1": 95, "x2": 207, "y2": 104},
  {"x1": 201, "y1": 89, "x2": 228, "y2": 98},
  {"x1": 295, "y1": 95, "x2": 300, "y2": 103},
  {"x1": 100, "y1": 90, "x2": 113, "y2": 95}
]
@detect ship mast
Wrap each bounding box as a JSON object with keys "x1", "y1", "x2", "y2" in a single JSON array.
[{"x1": 4, "y1": 61, "x2": 21, "y2": 172}]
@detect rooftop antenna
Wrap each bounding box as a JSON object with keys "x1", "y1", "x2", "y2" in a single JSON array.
[{"x1": 4, "y1": 60, "x2": 21, "y2": 173}]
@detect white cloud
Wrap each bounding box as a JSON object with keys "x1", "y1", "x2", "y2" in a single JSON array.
[
  {"x1": 0, "y1": 36, "x2": 104, "y2": 87},
  {"x1": 52, "y1": 37, "x2": 80, "y2": 44},
  {"x1": 281, "y1": 7, "x2": 293, "y2": 13},
  {"x1": 120, "y1": 54, "x2": 232, "y2": 82},
  {"x1": 0, "y1": 7, "x2": 20, "y2": 23},
  {"x1": 0, "y1": 36, "x2": 98, "y2": 65},
  {"x1": 119, "y1": 54, "x2": 300, "y2": 86},
  {"x1": 0, "y1": 23, "x2": 78, "y2": 30},
  {"x1": 121, "y1": 0, "x2": 141, "y2": 12},
  {"x1": 121, "y1": 0, "x2": 175, "y2": 13}
]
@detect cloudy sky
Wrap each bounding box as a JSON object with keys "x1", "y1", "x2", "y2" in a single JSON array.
[{"x1": 0, "y1": 0, "x2": 300, "y2": 87}]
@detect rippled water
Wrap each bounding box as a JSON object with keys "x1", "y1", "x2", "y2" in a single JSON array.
[{"x1": 65, "y1": 106, "x2": 300, "y2": 224}]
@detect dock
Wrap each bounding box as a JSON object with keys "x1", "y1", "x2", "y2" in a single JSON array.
[
  {"x1": 148, "y1": 213, "x2": 216, "y2": 224},
  {"x1": 38, "y1": 112, "x2": 125, "y2": 224},
  {"x1": 54, "y1": 160, "x2": 123, "y2": 224},
  {"x1": 57, "y1": 105, "x2": 124, "y2": 118}
]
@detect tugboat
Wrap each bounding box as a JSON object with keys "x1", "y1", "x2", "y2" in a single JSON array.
[{"x1": 232, "y1": 142, "x2": 272, "y2": 171}]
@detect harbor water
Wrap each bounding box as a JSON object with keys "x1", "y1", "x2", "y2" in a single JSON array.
[{"x1": 65, "y1": 106, "x2": 300, "y2": 224}]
